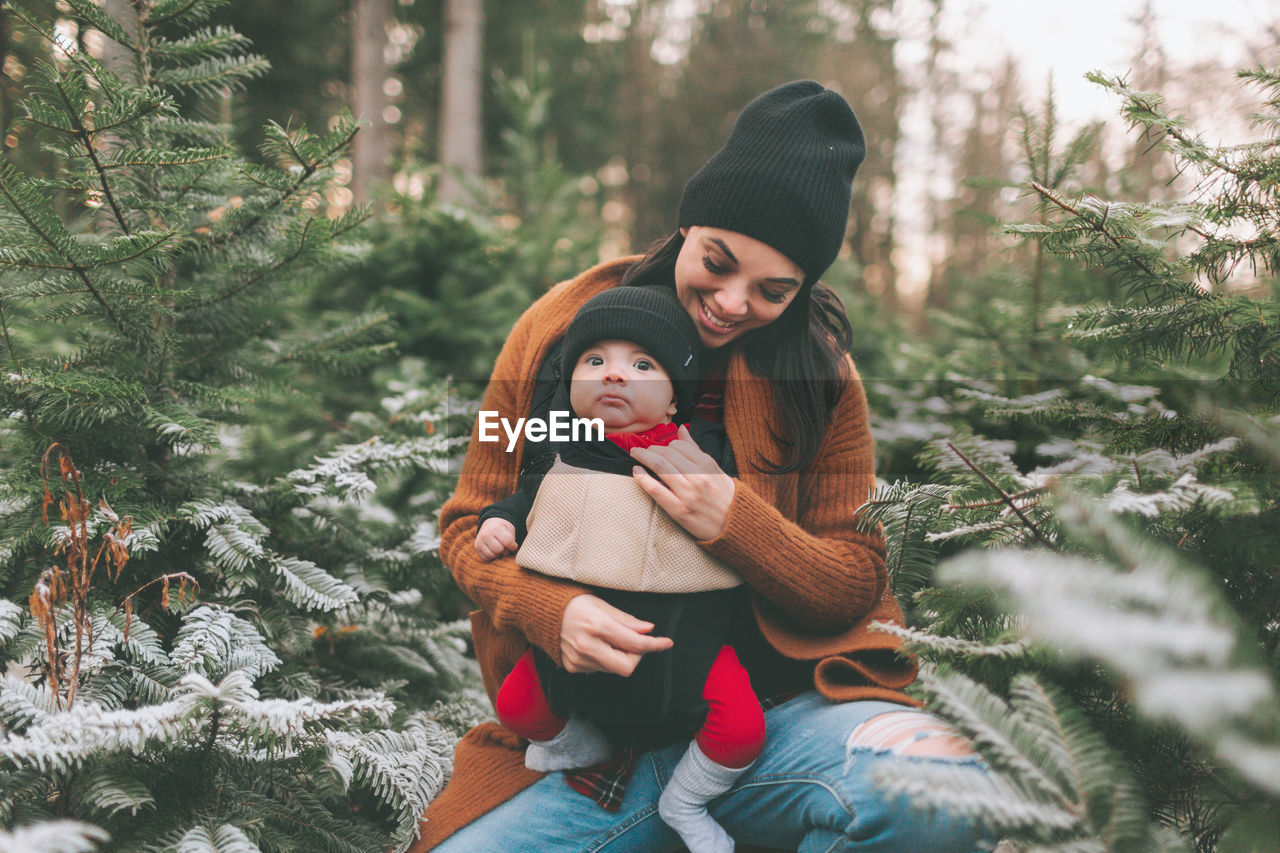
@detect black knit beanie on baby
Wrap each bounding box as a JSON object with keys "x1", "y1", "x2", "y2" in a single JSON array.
[
  {"x1": 561, "y1": 286, "x2": 701, "y2": 423},
  {"x1": 678, "y1": 80, "x2": 865, "y2": 285}
]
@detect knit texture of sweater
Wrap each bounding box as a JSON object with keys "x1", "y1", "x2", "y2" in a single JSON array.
[{"x1": 413, "y1": 258, "x2": 917, "y2": 851}]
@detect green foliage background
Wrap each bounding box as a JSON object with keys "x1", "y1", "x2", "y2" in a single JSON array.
[{"x1": 859, "y1": 70, "x2": 1280, "y2": 853}]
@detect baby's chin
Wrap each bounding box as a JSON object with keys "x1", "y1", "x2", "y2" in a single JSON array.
[
  {"x1": 583, "y1": 412, "x2": 664, "y2": 434},
  {"x1": 604, "y1": 424, "x2": 660, "y2": 435},
  {"x1": 598, "y1": 420, "x2": 649, "y2": 434}
]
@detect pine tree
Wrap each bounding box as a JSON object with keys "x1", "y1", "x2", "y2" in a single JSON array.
[
  {"x1": 861, "y1": 66, "x2": 1280, "y2": 851},
  {"x1": 0, "y1": 2, "x2": 474, "y2": 849}
]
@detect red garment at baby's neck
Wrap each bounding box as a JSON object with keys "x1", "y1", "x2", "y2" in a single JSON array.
[{"x1": 604, "y1": 422, "x2": 682, "y2": 452}]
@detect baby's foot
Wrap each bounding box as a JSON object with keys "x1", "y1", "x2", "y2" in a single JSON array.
[
  {"x1": 658, "y1": 787, "x2": 734, "y2": 853},
  {"x1": 658, "y1": 741, "x2": 746, "y2": 853},
  {"x1": 524, "y1": 716, "x2": 612, "y2": 772}
]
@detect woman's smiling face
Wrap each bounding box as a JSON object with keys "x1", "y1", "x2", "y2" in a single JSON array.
[{"x1": 674, "y1": 226, "x2": 805, "y2": 349}]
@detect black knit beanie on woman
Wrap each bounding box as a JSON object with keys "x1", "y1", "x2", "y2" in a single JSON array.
[
  {"x1": 561, "y1": 286, "x2": 701, "y2": 422},
  {"x1": 678, "y1": 80, "x2": 865, "y2": 285}
]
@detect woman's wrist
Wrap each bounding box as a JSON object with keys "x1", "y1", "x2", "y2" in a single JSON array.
[
  {"x1": 696, "y1": 470, "x2": 736, "y2": 541},
  {"x1": 478, "y1": 565, "x2": 585, "y2": 667},
  {"x1": 695, "y1": 475, "x2": 742, "y2": 547}
]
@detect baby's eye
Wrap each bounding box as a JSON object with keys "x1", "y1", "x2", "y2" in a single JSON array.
[
  {"x1": 635, "y1": 359, "x2": 654, "y2": 371},
  {"x1": 584, "y1": 354, "x2": 604, "y2": 366}
]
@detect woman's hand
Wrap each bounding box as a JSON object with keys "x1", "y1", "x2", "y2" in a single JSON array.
[
  {"x1": 560, "y1": 594, "x2": 673, "y2": 676},
  {"x1": 629, "y1": 424, "x2": 736, "y2": 541}
]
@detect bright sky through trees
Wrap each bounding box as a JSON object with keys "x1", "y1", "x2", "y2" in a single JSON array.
[
  {"x1": 941, "y1": 0, "x2": 1272, "y2": 122},
  {"x1": 890, "y1": 0, "x2": 1275, "y2": 297}
]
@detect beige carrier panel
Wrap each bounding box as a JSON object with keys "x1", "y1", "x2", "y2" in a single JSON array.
[{"x1": 517, "y1": 457, "x2": 742, "y2": 593}]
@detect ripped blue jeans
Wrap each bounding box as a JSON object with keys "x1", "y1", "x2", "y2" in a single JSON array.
[{"x1": 434, "y1": 691, "x2": 996, "y2": 852}]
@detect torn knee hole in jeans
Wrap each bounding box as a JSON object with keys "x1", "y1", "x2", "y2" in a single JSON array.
[{"x1": 846, "y1": 710, "x2": 978, "y2": 758}]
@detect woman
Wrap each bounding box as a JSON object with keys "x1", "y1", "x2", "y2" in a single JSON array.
[{"x1": 418, "y1": 81, "x2": 991, "y2": 852}]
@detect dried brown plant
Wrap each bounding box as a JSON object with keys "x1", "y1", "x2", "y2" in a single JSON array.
[{"x1": 31, "y1": 443, "x2": 196, "y2": 708}]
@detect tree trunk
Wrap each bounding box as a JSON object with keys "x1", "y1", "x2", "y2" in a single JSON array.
[
  {"x1": 620, "y1": 0, "x2": 660, "y2": 246},
  {"x1": 439, "y1": 0, "x2": 484, "y2": 204},
  {"x1": 100, "y1": 0, "x2": 135, "y2": 83},
  {"x1": 351, "y1": 0, "x2": 390, "y2": 208},
  {"x1": 1, "y1": 8, "x2": 11, "y2": 151},
  {"x1": 819, "y1": 0, "x2": 902, "y2": 311}
]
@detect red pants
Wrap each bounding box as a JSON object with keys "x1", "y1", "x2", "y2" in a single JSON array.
[{"x1": 496, "y1": 645, "x2": 766, "y2": 769}]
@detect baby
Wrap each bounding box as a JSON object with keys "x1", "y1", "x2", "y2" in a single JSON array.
[{"x1": 475, "y1": 286, "x2": 763, "y2": 853}]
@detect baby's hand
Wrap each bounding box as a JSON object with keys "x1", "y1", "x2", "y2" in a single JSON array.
[{"x1": 475, "y1": 518, "x2": 518, "y2": 561}]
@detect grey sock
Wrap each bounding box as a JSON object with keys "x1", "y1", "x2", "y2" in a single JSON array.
[
  {"x1": 524, "y1": 716, "x2": 612, "y2": 772},
  {"x1": 658, "y1": 741, "x2": 748, "y2": 853}
]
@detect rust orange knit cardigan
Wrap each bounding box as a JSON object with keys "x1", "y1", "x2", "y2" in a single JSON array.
[{"x1": 413, "y1": 257, "x2": 918, "y2": 851}]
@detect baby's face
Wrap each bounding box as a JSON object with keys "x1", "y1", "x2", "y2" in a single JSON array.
[{"x1": 569, "y1": 340, "x2": 677, "y2": 433}]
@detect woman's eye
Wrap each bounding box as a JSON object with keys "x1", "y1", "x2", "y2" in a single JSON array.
[
  {"x1": 762, "y1": 289, "x2": 788, "y2": 304},
  {"x1": 702, "y1": 255, "x2": 730, "y2": 275}
]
